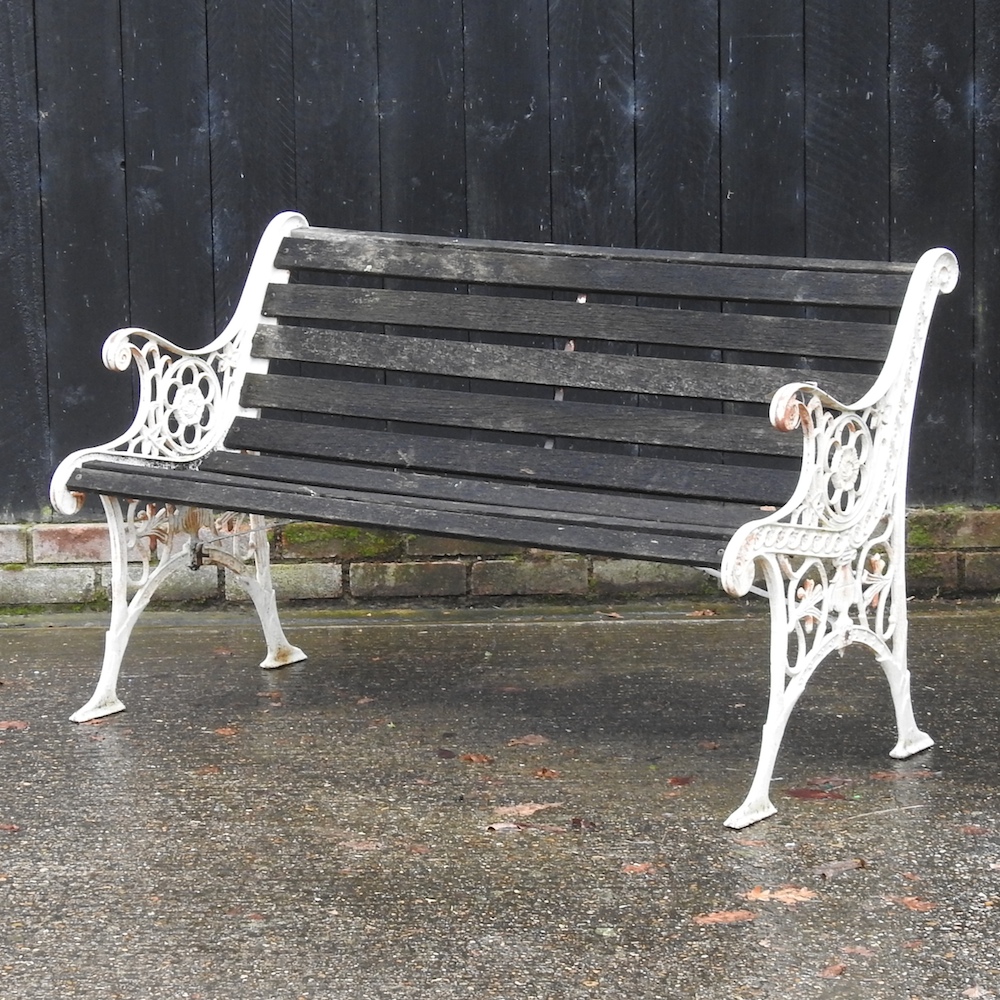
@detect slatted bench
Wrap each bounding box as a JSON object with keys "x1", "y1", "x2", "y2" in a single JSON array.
[{"x1": 49, "y1": 212, "x2": 958, "y2": 828}]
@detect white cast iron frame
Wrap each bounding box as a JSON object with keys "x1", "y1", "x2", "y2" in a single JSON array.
[
  {"x1": 49, "y1": 212, "x2": 310, "y2": 722},
  {"x1": 719, "y1": 246, "x2": 959, "y2": 829}
]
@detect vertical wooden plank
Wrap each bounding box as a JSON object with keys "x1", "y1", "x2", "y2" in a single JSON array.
[
  {"x1": 207, "y1": 0, "x2": 296, "y2": 324},
  {"x1": 377, "y1": 0, "x2": 466, "y2": 237},
  {"x1": 463, "y1": 0, "x2": 553, "y2": 416},
  {"x1": 633, "y1": 1, "x2": 723, "y2": 443},
  {"x1": 121, "y1": 1, "x2": 213, "y2": 348},
  {"x1": 0, "y1": 4, "x2": 49, "y2": 517},
  {"x1": 720, "y1": 1, "x2": 805, "y2": 255},
  {"x1": 549, "y1": 0, "x2": 636, "y2": 248},
  {"x1": 804, "y1": 0, "x2": 890, "y2": 260},
  {"x1": 973, "y1": 0, "x2": 1000, "y2": 498},
  {"x1": 890, "y1": 0, "x2": 975, "y2": 502},
  {"x1": 464, "y1": 0, "x2": 551, "y2": 242},
  {"x1": 376, "y1": 1, "x2": 467, "y2": 434},
  {"x1": 635, "y1": 0, "x2": 721, "y2": 253},
  {"x1": 36, "y1": 0, "x2": 132, "y2": 465},
  {"x1": 293, "y1": 0, "x2": 380, "y2": 230}
]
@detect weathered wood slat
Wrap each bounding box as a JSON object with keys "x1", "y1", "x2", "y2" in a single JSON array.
[
  {"x1": 224, "y1": 417, "x2": 800, "y2": 503},
  {"x1": 277, "y1": 229, "x2": 913, "y2": 306},
  {"x1": 264, "y1": 283, "x2": 894, "y2": 360},
  {"x1": 201, "y1": 451, "x2": 761, "y2": 529},
  {"x1": 253, "y1": 325, "x2": 876, "y2": 404},
  {"x1": 241, "y1": 373, "x2": 800, "y2": 456},
  {"x1": 68, "y1": 463, "x2": 730, "y2": 565}
]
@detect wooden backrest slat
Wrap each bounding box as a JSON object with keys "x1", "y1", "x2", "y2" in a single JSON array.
[
  {"x1": 253, "y1": 325, "x2": 876, "y2": 406},
  {"x1": 263, "y1": 283, "x2": 894, "y2": 361},
  {"x1": 240, "y1": 373, "x2": 801, "y2": 457},
  {"x1": 277, "y1": 228, "x2": 913, "y2": 307}
]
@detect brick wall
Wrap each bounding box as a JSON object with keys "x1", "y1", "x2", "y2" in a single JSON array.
[{"x1": 0, "y1": 509, "x2": 996, "y2": 607}]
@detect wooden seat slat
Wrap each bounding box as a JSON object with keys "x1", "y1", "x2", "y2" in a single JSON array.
[
  {"x1": 240, "y1": 373, "x2": 801, "y2": 456},
  {"x1": 68, "y1": 462, "x2": 730, "y2": 565},
  {"x1": 223, "y1": 417, "x2": 800, "y2": 504}
]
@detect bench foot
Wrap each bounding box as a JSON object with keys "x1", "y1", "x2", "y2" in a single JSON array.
[
  {"x1": 70, "y1": 691, "x2": 126, "y2": 724},
  {"x1": 880, "y1": 651, "x2": 934, "y2": 758},
  {"x1": 724, "y1": 796, "x2": 777, "y2": 830},
  {"x1": 210, "y1": 513, "x2": 308, "y2": 671}
]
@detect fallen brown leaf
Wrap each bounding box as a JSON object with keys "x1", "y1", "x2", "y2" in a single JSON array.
[
  {"x1": 194, "y1": 764, "x2": 221, "y2": 776},
  {"x1": 342, "y1": 840, "x2": 382, "y2": 851},
  {"x1": 622, "y1": 862, "x2": 656, "y2": 875},
  {"x1": 571, "y1": 816, "x2": 598, "y2": 831},
  {"x1": 0, "y1": 823, "x2": 20, "y2": 833},
  {"x1": 698, "y1": 740, "x2": 721, "y2": 751},
  {"x1": 0, "y1": 721, "x2": 28, "y2": 731},
  {"x1": 494, "y1": 802, "x2": 563, "y2": 818},
  {"x1": 742, "y1": 885, "x2": 818, "y2": 906},
  {"x1": 887, "y1": 895, "x2": 936, "y2": 912},
  {"x1": 819, "y1": 963, "x2": 847, "y2": 979},
  {"x1": 669, "y1": 776, "x2": 694, "y2": 786},
  {"x1": 459, "y1": 752, "x2": 494, "y2": 765},
  {"x1": 693, "y1": 909, "x2": 756, "y2": 926},
  {"x1": 961, "y1": 825, "x2": 989, "y2": 836},
  {"x1": 213, "y1": 726, "x2": 238, "y2": 737},
  {"x1": 533, "y1": 767, "x2": 561, "y2": 780},
  {"x1": 686, "y1": 608, "x2": 717, "y2": 617},
  {"x1": 508, "y1": 734, "x2": 550, "y2": 747}
]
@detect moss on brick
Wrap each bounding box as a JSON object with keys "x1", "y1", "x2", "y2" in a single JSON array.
[{"x1": 280, "y1": 522, "x2": 406, "y2": 561}]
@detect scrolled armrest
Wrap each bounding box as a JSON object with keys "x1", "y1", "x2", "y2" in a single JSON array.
[
  {"x1": 49, "y1": 211, "x2": 309, "y2": 515},
  {"x1": 49, "y1": 326, "x2": 245, "y2": 514}
]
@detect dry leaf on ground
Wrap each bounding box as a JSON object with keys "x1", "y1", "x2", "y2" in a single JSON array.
[
  {"x1": 0, "y1": 721, "x2": 29, "y2": 731},
  {"x1": 742, "y1": 885, "x2": 818, "y2": 906},
  {"x1": 621, "y1": 862, "x2": 657, "y2": 875},
  {"x1": 213, "y1": 726, "x2": 238, "y2": 737},
  {"x1": 693, "y1": 909, "x2": 756, "y2": 926},
  {"x1": 459, "y1": 752, "x2": 495, "y2": 764},
  {"x1": 494, "y1": 802, "x2": 563, "y2": 818},
  {"x1": 887, "y1": 895, "x2": 937, "y2": 912},
  {"x1": 508, "y1": 734, "x2": 550, "y2": 747},
  {"x1": 819, "y1": 963, "x2": 847, "y2": 978}
]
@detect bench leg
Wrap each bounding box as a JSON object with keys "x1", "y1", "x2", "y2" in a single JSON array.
[
  {"x1": 71, "y1": 496, "x2": 196, "y2": 722},
  {"x1": 724, "y1": 567, "x2": 807, "y2": 828},
  {"x1": 877, "y1": 613, "x2": 935, "y2": 759},
  {"x1": 208, "y1": 514, "x2": 306, "y2": 670}
]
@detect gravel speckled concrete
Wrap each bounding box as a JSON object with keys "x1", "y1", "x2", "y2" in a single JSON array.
[{"x1": 1, "y1": 604, "x2": 998, "y2": 998}]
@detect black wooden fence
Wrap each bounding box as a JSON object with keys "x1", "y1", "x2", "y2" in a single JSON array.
[{"x1": 2, "y1": 1, "x2": 998, "y2": 520}]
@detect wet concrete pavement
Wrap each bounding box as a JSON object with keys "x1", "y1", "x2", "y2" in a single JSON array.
[{"x1": 1, "y1": 601, "x2": 998, "y2": 999}]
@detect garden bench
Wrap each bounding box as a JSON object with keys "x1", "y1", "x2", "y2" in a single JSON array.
[{"x1": 50, "y1": 212, "x2": 958, "y2": 827}]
